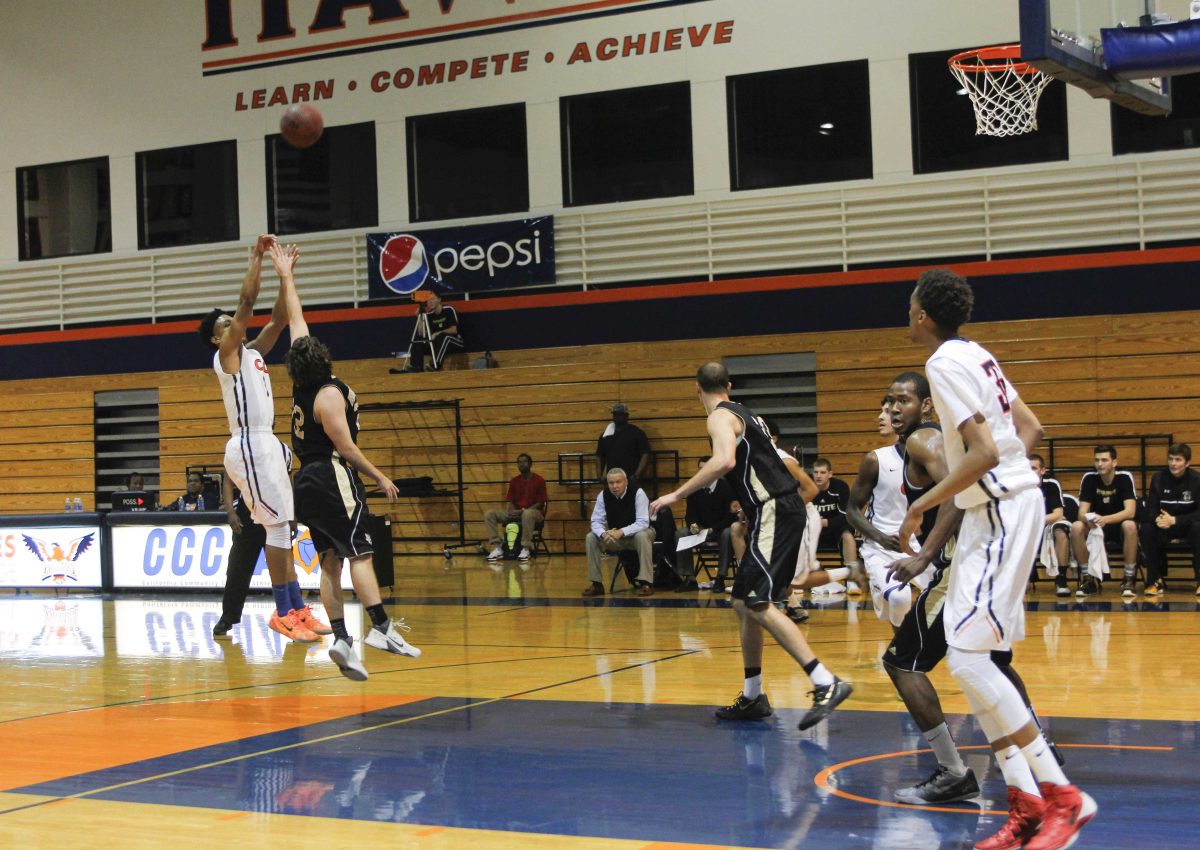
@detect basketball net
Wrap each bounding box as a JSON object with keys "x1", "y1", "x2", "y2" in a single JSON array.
[{"x1": 949, "y1": 45, "x2": 1052, "y2": 137}]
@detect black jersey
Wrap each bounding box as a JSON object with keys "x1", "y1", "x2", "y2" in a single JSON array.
[
  {"x1": 900, "y1": 423, "x2": 941, "y2": 543},
  {"x1": 291, "y1": 377, "x2": 359, "y2": 463},
  {"x1": 811, "y1": 478, "x2": 850, "y2": 518},
  {"x1": 1040, "y1": 477, "x2": 1065, "y2": 516},
  {"x1": 717, "y1": 400, "x2": 797, "y2": 513},
  {"x1": 1078, "y1": 470, "x2": 1137, "y2": 517}
]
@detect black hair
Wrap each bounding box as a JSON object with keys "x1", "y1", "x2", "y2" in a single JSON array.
[
  {"x1": 1169, "y1": 443, "x2": 1192, "y2": 462},
  {"x1": 812, "y1": 457, "x2": 832, "y2": 471},
  {"x1": 696, "y1": 361, "x2": 730, "y2": 393},
  {"x1": 914, "y1": 269, "x2": 974, "y2": 334},
  {"x1": 517, "y1": 452, "x2": 533, "y2": 465},
  {"x1": 286, "y1": 335, "x2": 333, "y2": 390},
  {"x1": 1029, "y1": 453, "x2": 1046, "y2": 466},
  {"x1": 1094, "y1": 444, "x2": 1117, "y2": 460},
  {"x1": 126, "y1": 472, "x2": 143, "y2": 488},
  {"x1": 892, "y1": 370, "x2": 931, "y2": 401},
  {"x1": 198, "y1": 308, "x2": 224, "y2": 351},
  {"x1": 761, "y1": 417, "x2": 781, "y2": 440}
]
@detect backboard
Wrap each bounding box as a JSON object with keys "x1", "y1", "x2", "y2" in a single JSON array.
[{"x1": 1019, "y1": 0, "x2": 1200, "y2": 114}]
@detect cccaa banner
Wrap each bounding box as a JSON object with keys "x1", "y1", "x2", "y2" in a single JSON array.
[
  {"x1": 110, "y1": 522, "x2": 353, "y2": 590},
  {"x1": 366, "y1": 216, "x2": 554, "y2": 299}
]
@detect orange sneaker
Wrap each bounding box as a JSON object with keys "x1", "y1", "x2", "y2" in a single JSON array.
[
  {"x1": 1025, "y1": 782, "x2": 1097, "y2": 850},
  {"x1": 293, "y1": 606, "x2": 332, "y2": 635},
  {"x1": 269, "y1": 610, "x2": 318, "y2": 643},
  {"x1": 974, "y1": 786, "x2": 1044, "y2": 850}
]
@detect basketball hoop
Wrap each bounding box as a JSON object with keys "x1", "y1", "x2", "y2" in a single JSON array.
[{"x1": 948, "y1": 44, "x2": 1053, "y2": 137}]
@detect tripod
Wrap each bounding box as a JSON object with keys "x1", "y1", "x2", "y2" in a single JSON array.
[{"x1": 394, "y1": 307, "x2": 433, "y2": 373}]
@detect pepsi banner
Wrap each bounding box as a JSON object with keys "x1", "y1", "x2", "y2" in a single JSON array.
[{"x1": 366, "y1": 216, "x2": 554, "y2": 299}]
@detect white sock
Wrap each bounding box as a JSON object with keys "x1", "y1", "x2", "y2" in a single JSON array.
[
  {"x1": 744, "y1": 673, "x2": 763, "y2": 699},
  {"x1": 997, "y1": 744, "x2": 1040, "y2": 795},
  {"x1": 1020, "y1": 735, "x2": 1069, "y2": 787},
  {"x1": 924, "y1": 723, "x2": 967, "y2": 775},
  {"x1": 805, "y1": 661, "x2": 835, "y2": 688},
  {"x1": 824, "y1": 567, "x2": 850, "y2": 582}
]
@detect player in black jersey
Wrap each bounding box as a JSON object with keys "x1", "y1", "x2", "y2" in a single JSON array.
[
  {"x1": 650, "y1": 362, "x2": 852, "y2": 731},
  {"x1": 271, "y1": 243, "x2": 421, "y2": 681},
  {"x1": 884, "y1": 372, "x2": 1063, "y2": 805}
]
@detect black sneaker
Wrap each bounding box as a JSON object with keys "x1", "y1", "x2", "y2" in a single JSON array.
[
  {"x1": 1055, "y1": 576, "x2": 1070, "y2": 597},
  {"x1": 1075, "y1": 575, "x2": 1101, "y2": 597},
  {"x1": 894, "y1": 765, "x2": 980, "y2": 804},
  {"x1": 212, "y1": 618, "x2": 234, "y2": 638},
  {"x1": 710, "y1": 578, "x2": 726, "y2": 594},
  {"x1": 1120, "y1": 578, "x2": 1136, "y2": 598},
  {"x1": 786, "y1": 605, "x2": 810, "y2": 624},
  {"x1": 714, "y1": 692, "x2": 772, "y2": 721},
  {"x1": 798, "y1": 677, "x2": 853, "y2": 730}
]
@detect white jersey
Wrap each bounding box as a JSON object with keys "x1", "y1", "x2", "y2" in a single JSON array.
[
  {"x1": 867, "y1": 445, "x2": 907, "y2": 536},
  {"x1": 214, "y1": 345, "x2": 275, "y2": 434},
  {"x1": 926, "y1": 339, "x2": 1039, "y2": 509}
]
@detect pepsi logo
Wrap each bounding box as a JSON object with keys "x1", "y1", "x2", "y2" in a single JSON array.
[{"x1": 380, "y1": 234, "x2": 429, "y2": 294}]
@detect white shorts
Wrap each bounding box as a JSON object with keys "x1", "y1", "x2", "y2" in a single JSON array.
[
  {"x1": 863, "y1": 540, "x2": 934, "y2": 622},
  {"x1": 945, "y1": 488, "x2": 1041, "y2": 653},
  {"x1": 224, "y1": 430, "x2": 294, "y2": 527}
]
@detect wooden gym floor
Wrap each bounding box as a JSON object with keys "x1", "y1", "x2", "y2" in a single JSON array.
[{"x1": 2, "y1": 552, "x2": 1197, "y2": 849}]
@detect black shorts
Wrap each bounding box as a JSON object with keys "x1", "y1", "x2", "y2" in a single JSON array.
[
  {"x1": 294, "y1": 458, "x2": 374, "y2": 559},
  {"x1": 884, "y1": 566, "x2": 1014, "y2": 673},
  {"x1": 1101, "y1": 522, "x2": 1126, "y2": 547},
  {"x1": 732, "y1": 493, "x2": 805, "y2": 605},
  {"x1": 817, "y1": 514, "x2": 849, "y2": 549}
]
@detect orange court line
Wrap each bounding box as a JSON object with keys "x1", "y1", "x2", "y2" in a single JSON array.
[
  {"x1": 0, "y1": 694, "x2": 427, "y2": 791},
  {"x1": 814, "y1": 743, "x2": 1176, "y2": 816},
  {"x1": 415, "y1": 827, "x2": 445, "y2": 837}
]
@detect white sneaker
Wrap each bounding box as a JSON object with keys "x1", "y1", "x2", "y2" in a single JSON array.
[
  {"x1": 365, "y1": 619, "x2": 422, "y2": 658},
  {"x1": 329, "y1": 638, "x2": 368, "y2": 681},
  {"x1": 486, "y1": 546, "x2": 503, "y2": 560},
  {"x1": 518, "y1": 547, "x2": 530, "y2": 560}
]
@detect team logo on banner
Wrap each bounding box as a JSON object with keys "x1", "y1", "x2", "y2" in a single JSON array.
[
  {"x1": 22, "y1": 533, "x2": 96, "y2": 583},
  {"x1": 379, "y1": 234, "x2": 430, "y2": 295}
]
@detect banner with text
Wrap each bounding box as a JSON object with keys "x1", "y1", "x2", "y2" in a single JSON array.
[{"x1": 366, "y1": 216, "x2": 554, "y2": 299}]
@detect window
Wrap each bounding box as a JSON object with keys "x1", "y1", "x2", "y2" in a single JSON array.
[
  {"x1": 909, "y1": 47, "x2": 1068, "y2": 174},
  {"x1": 17, "y1": 157, "x2": 111, "y2": 261},
  {"x1": 561, "y1": 82, "x2": 693, "y2": 206},
  {"x1": 136, "y1": 141, "x2": 239, "y2": 249},
  {"x1": 266, "y1": 121, "x2": 377, "y2": 235},
  {"x1": 1112, "y1": 72, "x2": 1200, "y2": 154},
  {"x1": 728, "y1": 61, "x2": 873, "y2": 190},
  {"x1": 407, "y1": 104, "x2": 529, "y2": 222}
]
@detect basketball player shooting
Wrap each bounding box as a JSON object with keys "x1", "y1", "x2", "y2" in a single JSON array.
[
  {"x1": 197, "y1": 235, "x2": 329, "y2": 644},
  {"x1": 892, "y1": 270, "x2": 1094, "y2": 850}
]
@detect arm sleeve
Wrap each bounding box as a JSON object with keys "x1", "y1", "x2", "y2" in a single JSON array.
[
  {"x1": 926, "y1": 356, "x2": 981, "y2": 429},
  {"x1": 505, "y1": 477, "x2": 518, "y2": 505},
  {"x1": 590, "y1": 495, "x2": 607, "y2": 539},
  {"x1": 532, "y1": 475, "x2": 548, "y2": 506},
  {"x1": 1078, "y1": 473, "x2": 1097, "y2": 506},
  {"x1": 684, "y1": 492, "x2": 700, "y2": 527},
  {"x1": 832, "y1": 479, "x2": 850, "y2": 514},
  {"x1": 1144, "y1": 472, "x2": 1162, "y2": 516},
  {"x1": 1119, "y1": 473, "x2": 1138, "y2": 503},
  {"x1": 1043, "y1": 482, "x2": 1063, "y2": 513},
  {"x1": 623, "y1": 490, "x2": 650, "y2": 536},
  {"x1": 636, "y1": 427, "x2": 650, "y2": 455}
]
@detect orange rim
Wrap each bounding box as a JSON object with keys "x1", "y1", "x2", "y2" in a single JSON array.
[{"x1": 948, "y1": 44, "x2": 1040, "y2": 75}]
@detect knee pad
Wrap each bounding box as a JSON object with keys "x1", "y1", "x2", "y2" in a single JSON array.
[
  {"x1": 883, "y1": 581, "x2": 912, "y2": 628},
  {"x1": 947, "y1": 646, "x2": 1029, "y2": 738},
  {"x1": 264, "y1": 522, "x2": 292, "y2": 549}
]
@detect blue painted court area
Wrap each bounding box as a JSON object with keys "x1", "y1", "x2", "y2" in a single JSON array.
[{"x1": 17, "y1": 698, "x2": 1198, "y2": 849}]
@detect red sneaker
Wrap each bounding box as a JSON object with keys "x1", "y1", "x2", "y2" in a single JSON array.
[
  {"x1": 293, "y1": 606, "x2": 332, "y2": 635},
  {"x1": 1025, "y1": 783, "x2": 1097, "y2": 850},
  {"x1": 974, "y1": 786, "x2": 1044, "y2": 850},
  {"x1": 269, "y1": 610, "x2": 318, "y2": 643}
]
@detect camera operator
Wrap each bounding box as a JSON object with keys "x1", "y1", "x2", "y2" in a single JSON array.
[{"x1": 392, "y1": 292, "x2": 464, "y2": 373}]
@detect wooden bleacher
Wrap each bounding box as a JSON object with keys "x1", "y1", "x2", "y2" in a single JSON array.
[{"x1": 0, "y1": 308, "x2": 1197, "y2": 558}]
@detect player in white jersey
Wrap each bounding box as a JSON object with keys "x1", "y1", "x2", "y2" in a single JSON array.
[
  {"x1": 197, "y1": 235, "x2": 329, "y2": 644},
  {"x1": 892, "y1": 270, "x2": 1094, "y2": 850},
  {"x1": 847, "y1": 393, "x2": 934, "y2": 627}
]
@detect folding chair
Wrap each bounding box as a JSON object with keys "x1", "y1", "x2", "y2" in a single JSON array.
[{"x1": 530, "y1": 502, "x2": 551, "y2": 557}]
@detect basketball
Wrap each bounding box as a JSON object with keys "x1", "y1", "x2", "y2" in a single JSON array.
[{"x1": 280, "y1": 104, "x2": 323, "y2": 149}]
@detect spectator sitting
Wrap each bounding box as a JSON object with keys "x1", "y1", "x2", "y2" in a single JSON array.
[
  {"x1": 1070, "y1": 444, "x2": 1137, "y2": 597},
  {"x1": 164, "y1": 471, "x2": 209, "y2": 511},
  {"x1": 126, "y1": 471, "x2": 145, "y2": 491},
  {"x1": 1030, "y1": 453, "x2": 1073, "y2": 597},
  {"x1": 676, "y1": 456, "x2": 738, "y2": 591},
  {"x1": 392, "y1": 293, "x2": 464, "y2": 373},
  {"x1": 484, "y1": 453, "x2": 548, "y2": 563},
  {"x1": 582, "y1": 468, "x2": 656, "y2": 597},
  {"x1": 1138, "y1": 442, "x2": 1200, "y2": 598},
  {"x1": 596, "y1": 402, "x2": 651, "y2": 489},
  {"x1": 810, "y1": 457, "x2": 856, "y2": 566}
]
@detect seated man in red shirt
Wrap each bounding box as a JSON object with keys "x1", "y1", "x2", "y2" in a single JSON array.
[{"x1": 485, "y1": 453, "x2": 548, "y2": 561}]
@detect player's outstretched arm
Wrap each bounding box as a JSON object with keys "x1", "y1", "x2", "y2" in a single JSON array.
[
  {"x1": 248, "y1": 248, "x2": 291, "y2": 355},
  {"x1": 313, "y1": 386, "x2": 398, "y2": 504},
  {"x1": 268, "y1": 242, "x2": 309, "y2": 343},
  {"x1": 649, "y1": 408, "x2": 738, "y2": 516},
  {"x1": 219, "y1": 235, "x2": 273, "y2": 371}
]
